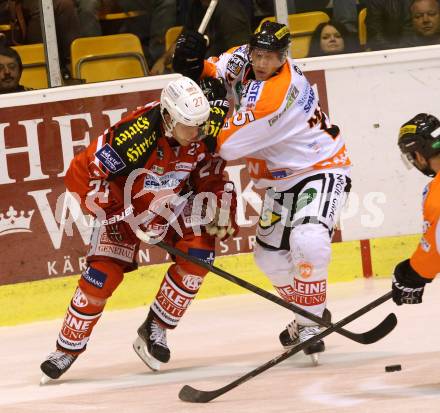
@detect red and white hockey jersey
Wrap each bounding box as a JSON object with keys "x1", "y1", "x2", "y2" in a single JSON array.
[
  {"x1": 202, "y1": 45, "x2": 351, "y2": 191},
  {"x1": 65, "y1": 102, "x2": 227, "y2": 218}
]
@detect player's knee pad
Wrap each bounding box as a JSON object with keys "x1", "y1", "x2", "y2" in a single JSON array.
[
  {"x1": 254, "y1": 243, "x2": 293, "y2": 286},
  {"x1": 289, "y1": 223, "x2": 331, "y2": 279},
  {"x1": 78, "y1": 261, "x2": 124, "y2": 299},
  {"x1": 175, "y1": 253, "x2": 212, "y2": 277},
  {"x1": 150, "y1": 263, "x2": 205, "y2": 329},
  {"x1": 174, "y1": 235, "x2": 216, "y2": 277}
]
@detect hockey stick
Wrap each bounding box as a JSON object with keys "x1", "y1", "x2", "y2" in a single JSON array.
[
  {"x1": 136, "y1": 230, "x2": 397, "y2": 345},
  {"x1": 198, "y1": 0, "x2": 219, "y2": 34},
  {"x1": 178, "y1": 290, "x2": 393, "y2": 403}
]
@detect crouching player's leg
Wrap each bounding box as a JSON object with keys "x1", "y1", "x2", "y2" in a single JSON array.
[
  {"x1": 40, "y1": 222, "x2": 139, "y2": 383},
  {"x1": 40, "y1": 260, "x2": 124, "y2": 382},
  {"x1": 133, "y1": 233, "x2": 215, "y2": 371},
  {"x1": 254, "y1": 173, "x2": 350, "y2": 364}
]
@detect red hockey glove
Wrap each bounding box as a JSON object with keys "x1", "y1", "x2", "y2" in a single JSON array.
[
  {"x1": 140, "y1": 212, "x2": 170, "y2": 243},
  {"x1": 101, "y1": 204, "x2": 138, "y2": 244},
  {"x1": 206, "y1": 181, "x2": 239, "y2": 240}
]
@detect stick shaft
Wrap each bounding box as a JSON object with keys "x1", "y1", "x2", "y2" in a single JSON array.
[
  {"x1": 179, "y1": 291, "x2": 394, "y2": 403},
  {"x1": 135, "y1": 230, "x2": 388, "y2": 343},
  {"x1": 198, "y1": 0, "x2": 219, "y2": 34}
]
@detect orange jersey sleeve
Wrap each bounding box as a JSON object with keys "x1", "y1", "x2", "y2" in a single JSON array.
[{"x1": 410, "y1": 172, "x2": 440, "y2": 280}]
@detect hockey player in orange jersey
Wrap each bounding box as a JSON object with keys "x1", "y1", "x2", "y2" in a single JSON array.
[
  {"x1": 172, "y1": 22, "x2": 352, "y2": 364},
  {"x1": 39, "y1": 76, "x2": 238, "y2": 382},
  {"x1": 392, "y1": 113, "x2": 440, "y2": 305}
]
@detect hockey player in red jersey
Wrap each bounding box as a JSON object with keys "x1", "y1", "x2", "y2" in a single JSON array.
[
  {"x1": 40, "y1": 76, "x2": 237, "y2": 382},
  {"x1": 172, "y1": 22, "x2": 351, "y2": 364},
  {"x1": 392, "y1": 113, "x2": 440, "y2": 305}
]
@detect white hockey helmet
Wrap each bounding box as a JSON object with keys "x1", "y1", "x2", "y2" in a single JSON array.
[{"x1": 160, "y1": 76, "x2": 211, "y2": 137}]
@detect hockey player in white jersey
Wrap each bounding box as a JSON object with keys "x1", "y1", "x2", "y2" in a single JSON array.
[{"x1": 173, "y1": 22, "x2": 352, "y2": 363}]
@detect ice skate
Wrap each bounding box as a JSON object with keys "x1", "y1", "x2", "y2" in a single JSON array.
[
  {"x1": 279, "y1": 309, "x2": 330, "y2": 365},
  {"x1": 279, "y1": 323, "x2": 325, "y2": 365},
  {"x1": 133, "y1": 311, "x2": 170, "y2": 372},
  {"x1": 298, "y1": 325, "x2": 325, "y2": 365},
  {"x1": 279, "y1": 319, "x2": 299, "y2": 350},
  {"x1": 40, "y1": 350, "x2": 77, "y2": 384}
]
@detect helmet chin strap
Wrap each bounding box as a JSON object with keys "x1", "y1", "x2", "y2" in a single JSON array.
[
  {"x1": 417, "y1": 164, "x2": 436, "y2": 178},
  {"x1": 161, "y1": 110, "x2": 176, "y2": 137},
  {"x1": 411, "y1": 154, "x2": 436, "y2": 177}
]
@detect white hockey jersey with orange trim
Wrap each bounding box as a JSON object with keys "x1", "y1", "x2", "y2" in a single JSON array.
[
  {"x1": 202, "y1": 45, "x2": 351, "y2": 191},
  {"x1": 410, "y1": 172, "x2": 440, "y2": 280}
]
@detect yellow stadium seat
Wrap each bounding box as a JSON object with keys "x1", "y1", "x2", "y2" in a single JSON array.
[
  {"x1": 12, "y1": 43, "x2": 48, "y2": 89},
  {"x1": 258, "y1": 11, "x2": 330, "y2": 58},
  {"x1": 358, "y1": 8, "x2": 367, "y2": 46},
  {"x1": 71, "y1": 33, "x2": 149, "y2": 83},
  {"x1": 165, "y1": 25, "x2": 183, "y2": 51},
  {"x1": 98, "y1": 10, "x2": 146, "y2": 21},
  {"x1": 0, "y1": 24, "x2": 12, "y2": 32}
]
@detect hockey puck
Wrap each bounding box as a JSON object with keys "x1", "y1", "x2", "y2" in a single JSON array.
[{"x1": 385, "y1": 364, "x2": 402, "y2": 372}]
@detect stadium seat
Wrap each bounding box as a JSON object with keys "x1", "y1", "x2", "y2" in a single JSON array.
[
  {"x1": 98, "y1": 10, "x2": 146, "y2": 21},
  {"x1": 71, "y1": 33, "x2": 149, "y2": 83},
  {"x1": 12, "y1": 43, "x2": 48, "y2": 89},
  {"x1": 165, "y1": 25, "x2": 183, "y2": 51},
  {"x1": 0, "y1": 23, "x2": 12, "y2": 33},
  {"x1": 358, "y1": 8, "x2": 367, "y2": 47},
  {"x1": 258, "y1": 12, "x2": 330, "y2": 58},
  {"x1": 98, "y1": 10, "x2": 147, "y2": 36}
]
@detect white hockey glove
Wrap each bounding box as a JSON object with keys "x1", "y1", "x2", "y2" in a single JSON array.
[{"x1": 205, "y1": 181, "x2": 239, "y2": 240}]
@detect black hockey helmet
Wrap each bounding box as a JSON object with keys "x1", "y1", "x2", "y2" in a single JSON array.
[
  {"x1": 249, "y1": 21, "x2": 291, "y2": 57},
  {"x1": 398, "y1": 113, "x2": 440, "y2": 177}
]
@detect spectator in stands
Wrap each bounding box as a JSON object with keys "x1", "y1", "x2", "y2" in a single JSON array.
[
  {"x1": 291, "y1": 0, "x2": 329, "y2": 13},
  {"x1": 308, "y1": 20, "x2": 361, "y2": 57},
  {"x1": 22, "y1": 0, "x2": 81, "y2": 76},
  {"x1": 365, "y1": 0, "x2": 413, "y2": 50},
  {"x1": 408, "y1": 0, "x2": 440, "y2": 46},
  {"x1": 150, "y1": 0, "x2": 251, "y2": 75},
  {"x1": 332, "y1": 0, "x2": 360, "y2": 34},
  {"x1": 256, "y1": 0, "x2": 330, "y2": 15},
  {"x1": 75, "y1": 0, "x2": 102, "y2": 37},
  {"x1": 0, "y1": 40, "x2": 28, "y2": 93},
  {"x1": 116, "y1": 0, "x2": 177, "y2": 68}
]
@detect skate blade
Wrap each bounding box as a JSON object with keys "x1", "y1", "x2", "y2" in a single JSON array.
[
  {"x1": 133, "y1": 336, "x2": 161, "y2": 372},
  {"x1": 310, "y1": 353, "x2": 319, "y2": 366},
  {"x1": 40, "y1": 374, "x2": 52, "y2": 385}
]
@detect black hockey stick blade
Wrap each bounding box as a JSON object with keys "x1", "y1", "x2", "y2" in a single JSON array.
[
  {"x1": 178, "y1": 291, "x2": 395, "y2": 403},
  {"x1": 351, "y1": 312, "x2": 397, "y2": 344},
  {"x1": 135, "y1": 233, "x2": 397, "y2": 345}
]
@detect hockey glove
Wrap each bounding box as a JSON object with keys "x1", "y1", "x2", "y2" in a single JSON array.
[
  {"x1": 199, "y1": 76, "x2": 227, "y2": 101},
  {"x1": 206, "y1": 181, "x2": 239, "y2": 240},
  {"x1": 141, "y1": 212, "x2": 170, "y2": 243},
  {"x1": 102, "y1": 204, "x2": 138, "y2": 244},
  {"x1": 392, "y1": 259, "x2": 431, "y2": 305},
  {"x1": 204, "y1": 96, "x2": 230, "y2": 153},
  {"x1": 172, "y1": 30, "x2": 208, "y2": 81}
]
